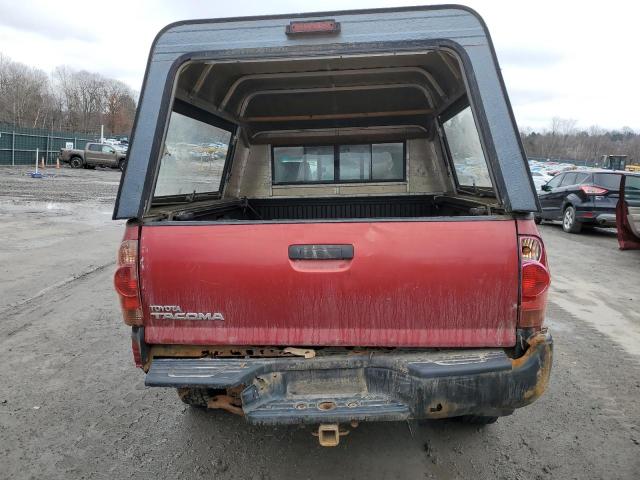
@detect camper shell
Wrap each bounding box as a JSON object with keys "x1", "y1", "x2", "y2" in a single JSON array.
[{"x1": 114, "y1": 5, "x2": 538, "y2": 219}]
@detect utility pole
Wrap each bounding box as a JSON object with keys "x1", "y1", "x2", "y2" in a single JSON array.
[{"x1": 101, "y1": 125, "x2": 104, "y2": 143}]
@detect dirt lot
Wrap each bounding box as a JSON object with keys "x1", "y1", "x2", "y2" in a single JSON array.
[{"x1": 1, "y1": 166, "x2": 639, "y2": 479}]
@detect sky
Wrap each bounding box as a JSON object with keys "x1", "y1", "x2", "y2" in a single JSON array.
[{"x1": 0, "y1": 0, "x2": 638, "y2": 131}]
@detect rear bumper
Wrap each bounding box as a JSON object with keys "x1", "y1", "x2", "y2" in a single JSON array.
[
  {"x1": 594, "y1": 213, "x2": 616, "y2": 226},
  {"x1": 145, "y1": 332, "x2": 552, "y2": 424},
  {"x1": 576, "y1": 206, "x2": 617, "y2": 226},
  {"x1": 577, "y1": 212, "x2": 616, "y2": 226}
]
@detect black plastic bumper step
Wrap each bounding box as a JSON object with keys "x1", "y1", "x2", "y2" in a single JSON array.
[
  {"x1": 146, "y1": 358, "x2": 271, "y2": 388},
  {"x1": 244, "y1": 394, "x2": 409, "y2": 424}
]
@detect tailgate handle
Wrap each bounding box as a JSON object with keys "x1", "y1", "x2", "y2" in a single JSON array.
[{"x1": 288, "y1": 244, "x2": 354, "y2": 260}]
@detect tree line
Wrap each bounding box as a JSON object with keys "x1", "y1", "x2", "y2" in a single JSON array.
[
  {"x1": 520, "y1": 117, "x2": 640, "y2": 165},
  {"x1": 1, "y1": 52, "x2": 639, "y2": 160},
  {"x1": 0, "y1": 53, "x2": 137, "y2": 135}
]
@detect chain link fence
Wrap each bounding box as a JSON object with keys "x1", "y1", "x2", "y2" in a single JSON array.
[{"x1": 0, "y1": 123, "x2": 99, "y2": 166}]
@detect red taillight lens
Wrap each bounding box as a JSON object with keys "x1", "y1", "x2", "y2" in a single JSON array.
[
  {"x1": 519, "y1": 235, "x2": 550, "y2": 329},
  {"x1": 114, "y1": 265, "x2": 137, "y2": 297},
  {"x1": 580, "y1": 185, "x2": 608, "y2": 195},
  {"x1": 114, "y1": 230, "x2": 142, "y2": 326},
  {"x1": 522, "y1": 262, "x2": 550, "y2": 298}
]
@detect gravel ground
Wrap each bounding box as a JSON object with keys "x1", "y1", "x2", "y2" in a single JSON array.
[
  {"x1": 0, "y1": 166, "x2": 120, "y2": 204},
  {"x1": 0, "y1": 166, "x2": 639, "y2": 479}
]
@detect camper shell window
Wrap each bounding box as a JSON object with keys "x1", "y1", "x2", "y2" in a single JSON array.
[
  {"x1": 272, "y1": 142, "x2": 405, "y2": 185},
  {"x1": 440, "y1": 98, "x2": 493, "y2": 190},
  {"x1": 153, "y1": 100, "x2": 235, "y2": 200}
]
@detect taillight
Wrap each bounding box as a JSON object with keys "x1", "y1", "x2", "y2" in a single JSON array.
[
  {"x1": 114, "y1": 225, "x2": 142, "y2": 326},
  {"x1": 580, "y1": 185, "x2": 608, "y2": 195},
  {"x1": 519, "y1": 236, "x2": 550, "y2": 329},
  {"x1": 520, "y1": 236, "x2": 543, "y2": 262},
  {"x1": 522, "y1": 262, "x2": 550, "y2": 298}
]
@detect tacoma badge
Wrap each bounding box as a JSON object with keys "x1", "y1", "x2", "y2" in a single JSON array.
[{"x1": 149, "y1": 305, "x2": 224, "y2": 321}]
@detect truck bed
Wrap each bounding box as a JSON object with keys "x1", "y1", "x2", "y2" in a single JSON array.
[{"x1": 153, "y1": 195, "x2": 497, "y2": 222}]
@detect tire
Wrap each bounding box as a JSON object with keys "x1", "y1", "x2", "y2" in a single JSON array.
[
  {"x1": 456, "y1": 415, "x2": 499, "y2": 425},
  {"x1": 177, "y1": 388, "x2": 209, "y2": 407},
  {"x1": 118, "y1": 159, "x2": 125, "y2": 172},
  {"x1": 177, "y1": 387, "x2": 225, "y2": 408},
  {"x1": 562, "y1": 205, "x2": 582, "y2": 233},
  {"x1": 69, "y1": 156, "x2": 83, "y2": 169}
]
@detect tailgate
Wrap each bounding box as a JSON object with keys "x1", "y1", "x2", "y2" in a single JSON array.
[{"x1": 140, "y1": 220, "x2": 519, "y2": 347}]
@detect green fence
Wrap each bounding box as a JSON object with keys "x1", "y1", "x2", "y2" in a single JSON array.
[{"x1": 0, "y1": 123, "x2": 98, "y2": 166}]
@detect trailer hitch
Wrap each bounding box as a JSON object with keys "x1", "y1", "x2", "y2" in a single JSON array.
[{"x1": 312, "y1": 421, "x2": 358, "y2": 447}]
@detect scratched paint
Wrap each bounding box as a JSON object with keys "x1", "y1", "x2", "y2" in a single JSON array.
[{"x1": 139, "y1": 220, "x2": 519, "y2": 347}]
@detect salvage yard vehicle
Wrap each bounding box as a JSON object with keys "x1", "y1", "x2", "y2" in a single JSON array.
[
  {"x1": 537, "y1": 170, "x2": 640, "y2": 233},
  {"x1": 601, "y1": 154, "x2": 627, "y2": 171},
  {"x1": 59, "y1": 142, "x2": 127, "y2": 170},
  {"x1": 531, "y1": 170, "x2": 553, "y2": 192},
  {"x1": 113, "y1": 5, "x2": 552, "y2": 446}
]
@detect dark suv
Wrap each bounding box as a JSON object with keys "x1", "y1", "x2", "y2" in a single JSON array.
[{"x1": 536, "y1": 170, "x2": 640, "y2": 233}]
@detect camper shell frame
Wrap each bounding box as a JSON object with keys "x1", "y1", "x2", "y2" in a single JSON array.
[{"x1": 114, "y1": 5, "x2": 539, "y2": 220}]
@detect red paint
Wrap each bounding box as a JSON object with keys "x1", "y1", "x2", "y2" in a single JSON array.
[
  {"x1": 515, "y1": 218, "x2": 541, "y2": 237},
  {"x1": 616, "y1": 193, "x2": 640, "y2": 250},
  {"x1": 139, "y1": 220, "x2": 520, "y2": 347},
  {"x1": 131, "y1": 336, "x2": 142, "y2": 368}
]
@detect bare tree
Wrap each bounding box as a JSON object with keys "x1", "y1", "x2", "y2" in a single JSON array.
[
  {"x1": 52, "y1": 67, "x2": 137, "y2": 134},
  {"x1": 521, "y1": 118, "x2": 640, "y2": 165},
  {"x1": 0, "y1": 55, "x2": 55, "y2": 128},
  {"x1": 1, "y1": 53, "x2": 137, "y2": 135},
  {"x1": 103, "y1": 79, "x2": 136, "y2": 135}
]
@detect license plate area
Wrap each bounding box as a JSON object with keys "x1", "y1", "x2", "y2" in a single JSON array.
[{"x1": 286, "y1": 369, "x2": 367, "y2": 396}]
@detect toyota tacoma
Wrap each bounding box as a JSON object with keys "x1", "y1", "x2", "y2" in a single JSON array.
[{"x1": 113, "y1": 5, "x2": 552, "y2": 446}]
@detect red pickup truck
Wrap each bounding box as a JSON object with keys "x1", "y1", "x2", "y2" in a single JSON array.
[{"x1": 113, "y1": 5, "x2": 552, "y2": 446}]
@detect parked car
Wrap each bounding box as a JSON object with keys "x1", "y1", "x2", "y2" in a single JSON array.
[
  {"x1": 112, "y1": 5, "x2": 552, "y2": 446},
  {"x1": 59, "y1": 142, "x2": 127, "y2": 170},
  {"x1": 536, "y1": 170, "x2": 640, "y2": 233},
  {"x1": 531, "y1": 170, "x2": 553, "y2": 191}
]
